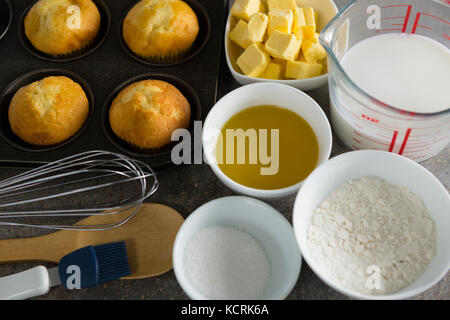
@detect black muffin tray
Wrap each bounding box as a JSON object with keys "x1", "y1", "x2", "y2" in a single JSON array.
[{"x1": 0, "y1": 0, "x2": 226, "y2": 169}]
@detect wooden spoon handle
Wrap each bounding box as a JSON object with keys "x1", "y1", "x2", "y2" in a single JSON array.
[{"x1": 0, "y1": 235, "x2": 62, "y2": 264}]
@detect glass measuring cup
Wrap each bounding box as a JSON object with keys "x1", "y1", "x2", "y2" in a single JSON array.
[{"x1": 320, "y1": 0, "x2": 450, "y2": 162}]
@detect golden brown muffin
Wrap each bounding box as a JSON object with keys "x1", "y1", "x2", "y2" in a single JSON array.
[
  {"x1": 9, "y1": 76, "x2": 89, "y2": 146},
  {"x1": 123, "y1": 0, "x2": 199, "y2": 61},
  {"x1": 109, "y1": 80, "x2": 191, "y2": 150},
  {"x1": 24, "y1": 0, "x2": 101, "y2": 56}
]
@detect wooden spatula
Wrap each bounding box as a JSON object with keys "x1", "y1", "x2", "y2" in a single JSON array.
[{"x1": 0, "y1": 203, "x2": 184, "y2": 279}]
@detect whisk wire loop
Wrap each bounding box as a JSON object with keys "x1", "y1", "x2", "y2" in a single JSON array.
[{"x1": 0, "y1": 150, "x2": 159, "y2": 231}]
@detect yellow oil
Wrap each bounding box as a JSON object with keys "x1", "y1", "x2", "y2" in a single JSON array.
[{"x1": 216, "y1": 105, "x2": 319, "y2": 190}]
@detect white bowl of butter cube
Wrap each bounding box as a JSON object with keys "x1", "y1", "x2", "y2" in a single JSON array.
[{"x1": 226, "y1": 0, "x2": 338, "y2": 91}]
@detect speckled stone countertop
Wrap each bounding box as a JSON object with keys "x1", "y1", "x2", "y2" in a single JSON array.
[{"x1": 0, "y1": 0, "x2": 448, "y2": 300}]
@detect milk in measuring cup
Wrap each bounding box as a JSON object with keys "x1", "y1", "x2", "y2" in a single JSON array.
[
  {"x1": 341, "y1": 33, "x2": 450, "y2": 114},
  {"x1": 331, "y1": 33, "x2": 450, "y2": 161}
]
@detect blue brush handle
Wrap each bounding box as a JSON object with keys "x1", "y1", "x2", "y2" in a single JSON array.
[
  {"x1": 59, "y1": 246, "x2": 98, "y2": 290},
  {"x1": 58, "y1": 242, "x2": 130, "y2": 289}
]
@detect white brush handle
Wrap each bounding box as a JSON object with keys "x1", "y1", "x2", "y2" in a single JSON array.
[{"x1": 0, "y1": 266, "x2": 50, "y2": 300}]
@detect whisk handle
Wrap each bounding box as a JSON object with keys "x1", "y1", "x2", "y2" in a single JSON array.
[{"x1": 0, "y1": 235, "x2": 65, "y2": 264}]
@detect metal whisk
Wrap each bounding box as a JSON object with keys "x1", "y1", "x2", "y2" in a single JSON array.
[{"x1": 0, "y1": 150, "x2": 158, "y2": 231}]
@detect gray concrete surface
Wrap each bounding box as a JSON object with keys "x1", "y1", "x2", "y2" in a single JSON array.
[{"x1": 0, "y1": 0, "x2": 448, "y2": 300}]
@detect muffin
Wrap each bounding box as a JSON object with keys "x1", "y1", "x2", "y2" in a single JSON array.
[
  {"x1": 109, "y1": 80, "x2": 191, "y2": 150},
  {"x1": 123, "y1": 0, "x2": 199, "y2": 62},
  {"x1": 9, "y1": 76, "x2": 90, "y2": 146},
  {"x1": 24, "y1": 0, "x2": 101, "y2": 56}
]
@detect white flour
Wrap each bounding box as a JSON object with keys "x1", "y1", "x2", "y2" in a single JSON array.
[{"x1": 307, "y1": 176, "x2": 436, "y2": 295}]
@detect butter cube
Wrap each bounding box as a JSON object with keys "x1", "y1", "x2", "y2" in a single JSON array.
[
  {"x1": 273, "y1": 58, "x2": 287, "y2": 74},
  {"x1": 292, "y1": 7, "x2": 306, "y2": 37},
  {"x1": 303, "y1": 7, "x2": 317, "y2": 27},
  {"x1": 229, "y1": 14, "x2": 268, "y2": 49},
  {"x1": 302, "y1": 39, "x2": 327, "y2": 62},
  {"x1": 300, "y1": 7, "x2": 317, "y2": 40},
  {"x1": 301, "y1": 25, "x2": 316, "y2": 40},
  {"x1": 286, "y1": 60, "x2": 323, "y2": 79},
  {"x1": 261, "y1": 61, "x2": 283, "y2": 79},
  {"x1": 268, "y1": 9, "x2": 294, "y2": 36},
  {"x1": 297, "y1": 50, "x2": 307, "y2": 62},
  {"x1": 231, "y1": 0, "x2": 263, "y2": 22},
  {"x1": 237, "y1": 43, "x2": 271, "y2": 77},
  {"x1": 267, "y1": 0, "x2": 297, "y2": 11},
  {"x1": 265, "y1": 30, "x2": 302, "y2": 61},
  {"x1": 249, "y1": 13, "x2": 269, "y2": 42},
  {"x1": 229, "y1": 20, "x2": 252, "y2": 49}
]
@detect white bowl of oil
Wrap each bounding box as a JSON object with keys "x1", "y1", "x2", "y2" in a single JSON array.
[{"x1": 203, "y1": 82, "x2": 332, "y2": 199}]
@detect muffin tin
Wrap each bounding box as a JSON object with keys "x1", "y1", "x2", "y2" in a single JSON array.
[
  {"x1": 0, "y1": 0, "x2": 12, "y2": 41},
  {"x1": 0, "y1": 0, "x2": 226, "y2": 169}
]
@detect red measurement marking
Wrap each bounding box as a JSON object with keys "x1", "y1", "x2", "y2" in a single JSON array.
[
  {"x1": 404, "y1": 144, "x2": 431, "y2": 150},
  {"x1": 381, "y1": 5, "x2": 410, "y2": 9},
  {"x1": 421, "y1": 13, "x2": 450, "y2": 24},
  {"x1": 398, "y1": 110, "x2": 416, "y2": 117},
  {"x1": 383, "y1": 16, "x2": 405, "y2": 20},
  {"x1": 381, "y1": 5, "x2": 412, "y2": 32},
  {"x1": 357, "y1": 134, "x2": 390, "y2": 147},
  {"x1": 389, "y1": 131, "x2": 399, "y2": 152},
  {"x1": 444, "y1": 34, "x2": 450, "y2": 40},
  {"x1": 412, "y1": 13, "x2": 450, "y2": 35},
  {"x1": 361, "y1": 114, "x2": 380, "y2": 123},
  {"x1": 417, "y1": 25, "x2": 433, "y2": 30},
  {"x1": 379, "y1": 28, "x2": 403, "y2": 32},
  {"x1": 399, "y1": 129, "x2": 412, "y2": 155},
  {"x1": 371, "y1": 98, "x2": 389, "y2": 108},
  {"x1": 403, "y1": 5, "x2": 412, "y2": 33}
]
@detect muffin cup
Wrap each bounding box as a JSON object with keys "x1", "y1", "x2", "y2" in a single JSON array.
[
  {"x1": 102, "y1": 73, "x2": 202, "y2": 164},
  {"x1": 137, "y1": 47, "x2": 191, "y2": 65},
  {"x1": 46, "y1": 38, "x2": 98, "y2": 59},
  {"x1": 19, "y1": 0, "x2": 111, "y2": 62},
  {"x1": 119, "y1": 0, "x2": 211, "y2": 67},
  {"x1": 0, "y1": 69, "x2": 95, "y2": 152},
  {"x1": 0, "y1": 0, "x2": 13, "y2": 41}
]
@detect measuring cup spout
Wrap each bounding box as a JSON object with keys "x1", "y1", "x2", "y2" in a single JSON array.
[
  {"x1": 319, "y1": 0, "x2": 354, "y2": 64},
  {"x1": 319, "y1": 27, "x2": 333, "y2": 53}
]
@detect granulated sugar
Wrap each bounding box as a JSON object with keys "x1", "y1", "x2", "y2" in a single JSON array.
[
  {"x1": 307, "y1": 176, "x2": 436, "y2": 295},
  {"x1": 183, "y1": 225, "x2": 271, "y2": 300}
]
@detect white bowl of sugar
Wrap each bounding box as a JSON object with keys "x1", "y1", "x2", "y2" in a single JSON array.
[
  {"x1": 173, "y1": 196, "x2": 302, "y2": 300},
  {"x1": 293, "y1": 150, "x2": 450, "y2": 300}
]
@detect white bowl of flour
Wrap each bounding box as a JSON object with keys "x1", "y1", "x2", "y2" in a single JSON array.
[{"x1": 293, "y1": 150, "x2": 450, "y2": 300}]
